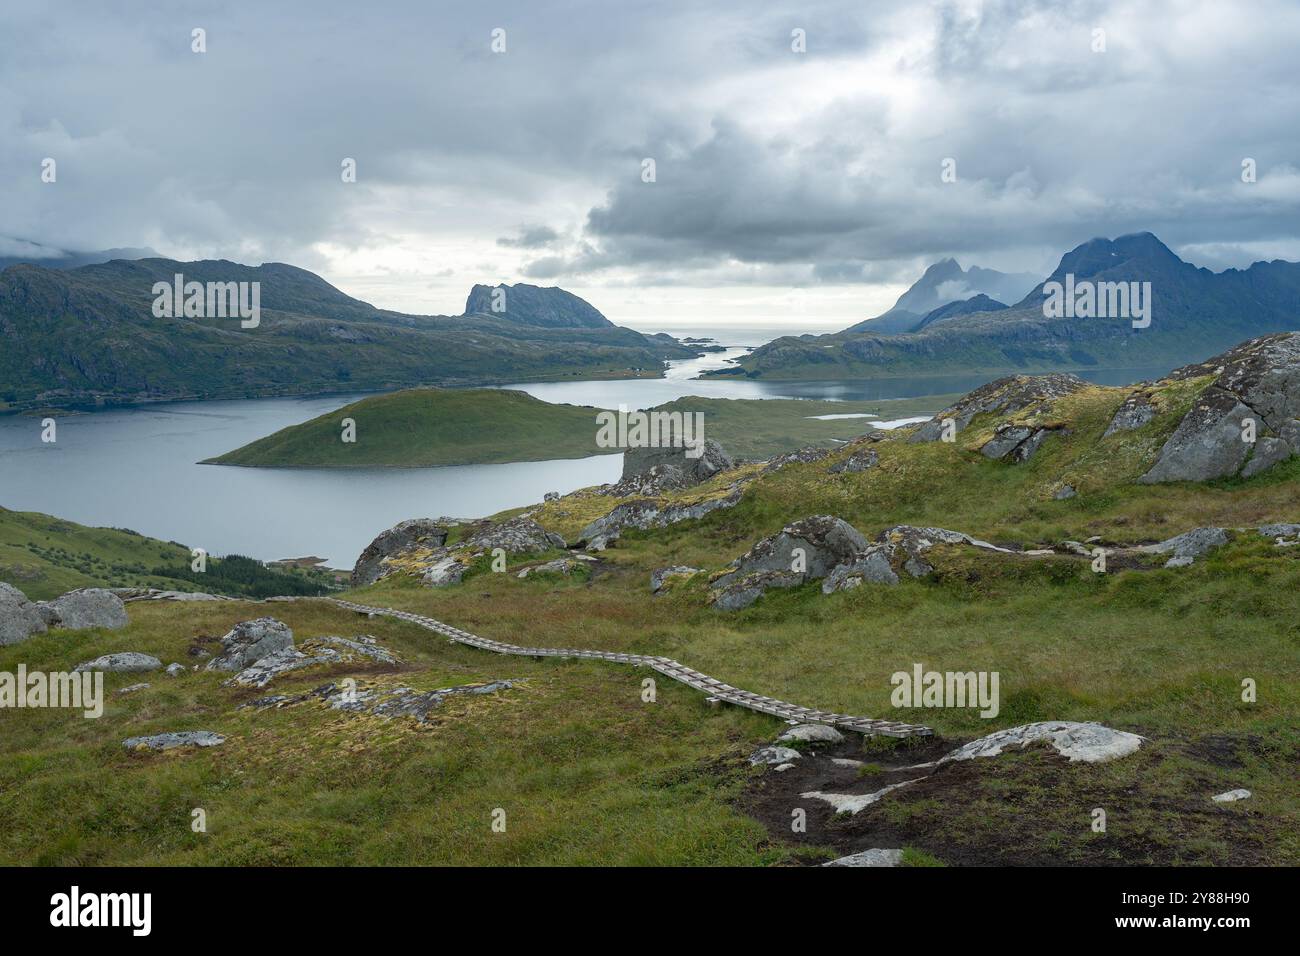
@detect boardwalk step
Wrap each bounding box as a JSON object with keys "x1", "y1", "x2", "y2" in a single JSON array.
[{"x1": 327, "y1": 598, "x2": 931, "y2": 738}]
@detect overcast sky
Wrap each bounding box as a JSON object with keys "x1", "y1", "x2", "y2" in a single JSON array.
[{"x1": 2, "y1": 0, "x2": 1298, "y2": 327}]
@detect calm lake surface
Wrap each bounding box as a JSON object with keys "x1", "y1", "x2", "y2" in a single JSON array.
[{"x1": 0, "y1": 333, "x2": 1171, "y2": 569}]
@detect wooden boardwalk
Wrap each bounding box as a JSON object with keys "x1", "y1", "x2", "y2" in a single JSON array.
[{"x1": 329, "y1": 598, "x2": 931, "y2": 738}]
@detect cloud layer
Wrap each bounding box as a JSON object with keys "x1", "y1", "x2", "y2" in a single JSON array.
[{"x1": 2, "y1": 0, "x2": 1297, "y2": 321}]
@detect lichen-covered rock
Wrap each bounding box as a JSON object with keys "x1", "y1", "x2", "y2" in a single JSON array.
[
  {"x1": 749, "y1": 745, "x2": 802, "y2": 766},
  {"x1": 351, "y1": 518, "x2": 450, "y2": 586},
  {"x1": 981, "y1": 423, "x2": 1067, "y2": 462},
  {"x1": 517, "y1": 558, "x2": 584, "y2": 579},
  {"x1": 165, "y1": 662, "x2": 186, "y2": 677},
  {"x1": 710, "y1": 516, "x2": 870, "y2": 609},
  {"x1": 613, "y1": 437, "x2": 733, "y2": 496},
  {"x1": 1141, "y1": 333, "x2": 1300, "y2": 482},
  {"x1": 123, "y1": 731, "x2": 226, "y2": 752},
  {"x1": 1053, "y1": 484, "x2": 1077, "y2": 500},
  {"x1": 940, "y1": 721, "x2": 1144, "y2": 764},
  {"x1": 1103, "y1": 392, "x2": 1157, "y2": 436},
  {"x1": 1241, "y1": 436, "x2": 1293, "y2": 478},
  {"x1": 579, "y1": 487, "x2": 744, "y2": 549},
  {"x1": 464, "y1": 515, "x2": 566, "y2": 555},
  {"x1": 910, "y1": 373, "x2": 1087, "y2": 443},
  {"x1": 74, "y1": 652, "x2": 162, "y2": 673},
  {"x1": 1138, "y1": 527, "x2": 1228, "y2": 567},
  {"x1": 828, "y1": 448, "x2": 878, "y2": 473},
  {"x1": 650, "y1": 565, "x2": 702, "y2": 593},
  {"x1": 225, "y1": 636, "x2": 397, "y2": 689},
  {"x1": 0, "y1": 582, "x2": 46, "y2": 646},
  {"x1": 205, "y1": 617, "x2": 294, "y2": 671},
  {"x1": 763, "y1": 445, "x2": 833, "y2": 473},
  {"x1": 41, "y1": 588, "x2": 128, "y2": 631},
  {"x1": 822, "y1": 551, "x2": 899, "y2": 590},
  {"x1": 252, "y1": 678, "x2": 515, "y2": 723}
]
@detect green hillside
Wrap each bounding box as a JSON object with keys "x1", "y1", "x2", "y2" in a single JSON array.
[
  {"x1": 3, "y1": 358, "x2": 1297, "y2": 866},
  {"x1": 0, "y1": 260, "x2": 692, "y2": 413},
  {"x1": 0, "y1": 507, "x2": 333, "y2": 601},
  {"x1": 206, "y1": 388, "x2": 953, "y2": 468}
]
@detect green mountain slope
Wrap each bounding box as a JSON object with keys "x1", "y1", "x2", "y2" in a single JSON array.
[
  {"x1": 0, "y1": 259, "x2": 691, "y2": 412},
  {"x1": 0, "y1": 507, "x2": 329, "y2": 600}
]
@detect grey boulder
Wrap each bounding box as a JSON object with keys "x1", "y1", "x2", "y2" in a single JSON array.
[
  {"x1": 1138, "y1": 527, "x2": 1228, "y2": 568},
  {"x1": 351, "y1": 518, "x2": 450, "y2": 587},
  {"x1": 1141, "y1": 333, "x2": 1300, "y2": 482},
  {"x1": 0, "y1": 582, "x2": 47, "y2": 645},
  {"x1": 40, "y1": 588, "x2": 128, "y2": 631},
  {"x1": 205, "y1": 617, "x2": 294, "y2": 671}
]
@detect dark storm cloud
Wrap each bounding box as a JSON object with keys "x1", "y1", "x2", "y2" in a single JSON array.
[{"x1": 2, "y1": 0, "x2": 1298, "y2": 291}]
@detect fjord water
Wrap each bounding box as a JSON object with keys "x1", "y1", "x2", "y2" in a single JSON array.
[{"x1": 0, "y1": 340, "x2": 1171, "y2": 569}]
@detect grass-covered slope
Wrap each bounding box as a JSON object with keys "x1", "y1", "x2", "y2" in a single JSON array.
[
  {"x1": 207, "y1": 388, "x2": 952, "y2": 468},
  {"x1": 3, "y1": 359, "x2": 1296, "y2": 867},
  {"x1": 0, "y1": 259, "x2": 692, "y2": 413},
  {"x1": 206, "y1": 389, "x2": 615, "y2": 468},
  {"x1": 0, "y1": 507, "x2": 333, "y2": 601}
]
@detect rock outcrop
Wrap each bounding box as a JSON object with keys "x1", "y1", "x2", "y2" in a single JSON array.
[
  {"x1": 352, "y1": 518, "x2": 450, "y2": 586},
  {"x1": 980, "y1": 423, "x2": 1068, "y2": 462},
  {"x1": 1141, "y1": 333, "x2": 1300, "y2": 482},
  {"x1": 828, "y1": 448, "x2": 878, "y2": 473},
  {"x1": 937, "y1": 721, "x2": 1144, "y2": 765},
  {"x1": 205, "y1": 618, "x2": 294, "y2": 671},
  {"x1": 579, "y1": 487, "x2": 744, "y2": 550},
  {"x1": 1137, "y1": 527, "x2": 1228, "y2": 568},
  {"x1": 123, "y1": 731, "x2": 226, "y2": 752},
  {"x1": 610, "y1": 437, "x2": 733, "y2": 496},
  {"x1": 710, "y1": 516, "x2": 871, "y2": 610},
  {"x1": 225, "y1": 635, "x2": 397, "y2": 688},
  {"x1": 909, "y1": 374, "x2": 1087, "y2": 443},
  {"x1": 0, "y1": 582, "x2": 47, "y2": 645},
  {"x1": 650, "y1": 565, "x2": 702, "y2": 593},
  {"x1": 74, "y1": 652, "x2": 162, "y2": 673}
]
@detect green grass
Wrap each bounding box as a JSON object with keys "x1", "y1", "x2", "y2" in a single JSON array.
[
  {"x1": 3, "y1": 370, "x2": 1298, "y2": 865},
  {"x1": 0, "y1": 506, "x2": 335, "y2": 602},
  {"x1": 206, "y1": 387, "x2": 953, "y2": 468}
]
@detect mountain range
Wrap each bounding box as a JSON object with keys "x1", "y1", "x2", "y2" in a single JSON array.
[
  {"x1": 0, "y1": 258, "x2": 691, "y2": 411},
  {"x1": 716, "y1": 233, "x2": 1300, "y2": 379},
  {"x1": 846, "y1": 259, "x2": 1039, "y2": 334}
]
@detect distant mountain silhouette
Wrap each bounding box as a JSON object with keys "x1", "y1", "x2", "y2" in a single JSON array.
[
  {"x1": 464, "y1": 282, "x2": 613, "y2": 329},
  {"x1": 0, "y1": 240, "x2": 158, "y2": 272},
  {"x1": 722, "y1": 233, "x2": 1300, "y2": 379},
  {"x1": 846, "y1": 259, "x2": 1038, "y2": 334}
]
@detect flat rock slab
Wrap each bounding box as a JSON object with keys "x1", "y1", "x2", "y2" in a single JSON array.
[
  {"x1": 940, "y1": 721, "x2": 1145, "y2": 764},
  {"x1": 123, "y1": 731, "x2": 226, "y2": 752},
  {"x1": 802, "y1": 779, "x2": 921, "y2": 814},
  {"x1": 74, "y1": 652, "x2": 162, "y2": 673},
  {"x1": 822, "y1": 848, "x2": 904, "y2": 867}
]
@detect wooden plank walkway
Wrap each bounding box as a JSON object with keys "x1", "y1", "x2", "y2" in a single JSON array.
[{"x1": 329, "y1": 598, "x2": 931, "y2": 738}]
